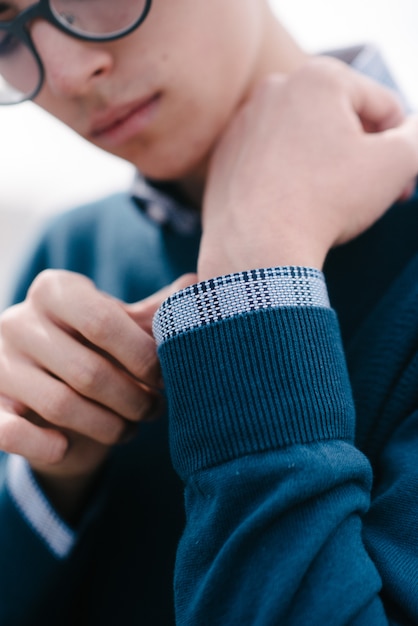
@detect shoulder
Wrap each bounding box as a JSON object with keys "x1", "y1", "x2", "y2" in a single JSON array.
[
  {"x1": 11, "y1": 192, "x2": 166, "y2": 303},
  {"x1": 43, "y1": 192, "x2": 154, "y2": 245}
]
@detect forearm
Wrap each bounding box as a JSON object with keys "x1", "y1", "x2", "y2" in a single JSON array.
[{"x1": 155, "y1": 271, "x2": 391, "y2": 625}]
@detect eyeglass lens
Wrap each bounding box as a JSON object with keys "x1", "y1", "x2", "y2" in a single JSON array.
[
  {"x1": 0, "y1": 33, "x2": 39, "y2": 104},
  {"x1": 51, "y1": 0, "x2": 148, "y2": 38},
  {"x1": 0, "y1": 0, "x2": 149, "y2": 104}
]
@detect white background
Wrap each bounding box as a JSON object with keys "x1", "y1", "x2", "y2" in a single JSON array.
[{"x1": 0, "y1": 0, "x2": 418, "y2": 306}]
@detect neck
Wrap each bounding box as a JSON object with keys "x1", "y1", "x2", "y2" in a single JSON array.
[{"x1": 178, "y1": 7, "x2": 308, "y2": 207}]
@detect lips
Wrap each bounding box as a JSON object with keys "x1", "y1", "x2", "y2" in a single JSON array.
[{"x1": 89, "y1": 93, "x2": 162, "y2": 145}]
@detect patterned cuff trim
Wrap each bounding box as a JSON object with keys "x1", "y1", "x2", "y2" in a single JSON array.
[
  {"x1": 153, "y1": 266, "x2": 330, "y2": 346},
  {"x1": 6, "y1": 455, "x2": 75, "y2": 559}
]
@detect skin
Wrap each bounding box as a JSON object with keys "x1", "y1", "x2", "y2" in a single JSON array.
[
  {"x1": 30, "y1": 0, "x2": 307, "y2": 198},
  {"x1": 199, "y1": 60, "x2": 418, "y2": 277},
  {"x1": 0, "y1": 0, "x2": 418, "y2": 521}
]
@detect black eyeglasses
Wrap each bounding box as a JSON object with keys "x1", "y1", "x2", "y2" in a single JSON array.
[{"x1": 0, "y1": 0, "x2": 152, "y2": 105}]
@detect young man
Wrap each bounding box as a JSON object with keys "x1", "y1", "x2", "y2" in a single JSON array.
[{"x1": 0, "y1": 0, "x2": 418, "y2": 623}]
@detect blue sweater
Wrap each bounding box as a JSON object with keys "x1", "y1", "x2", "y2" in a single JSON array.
[{"x1": 2, "y1": 190, "x2": 418, "y2": 624}]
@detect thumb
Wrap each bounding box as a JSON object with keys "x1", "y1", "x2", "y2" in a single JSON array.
[{"x1": 124, "y1": 273, "x2": 197, "y2": 334}]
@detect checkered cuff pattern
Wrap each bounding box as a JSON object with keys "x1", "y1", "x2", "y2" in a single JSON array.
[{"x1": 153, "y1": 266, "x2": 330, "y2": 346}]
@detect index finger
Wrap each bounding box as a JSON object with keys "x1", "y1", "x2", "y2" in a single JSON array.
[{"x1": 33, "y1": 272, "x2": 160, "y2": 387}]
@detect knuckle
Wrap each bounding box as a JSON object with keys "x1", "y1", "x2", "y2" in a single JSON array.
[
  {"x1": 27, "y1": 269, "x2": 58, "y2": 302},
  {"x1": 81, "y1": 303, "x2": 115, "y2": 345},
  {"x1": 42, "y1": 436, "x2": 68, "y2": 465},
  {"x1": 40, "y1": 385, "x2": 74, "y2": 426},
  {"x1": 0, "y1": 304, "x2": 21, "y2": 340},
  {"x1": 68, "y1": 357, "x2": 106, "y2": 395},
  {"x1": 83, "y1": 409, "x2": 126, "y2": 446},
  {"x1": 28, "y1": 269, "x2": 94, "y2": 307}
]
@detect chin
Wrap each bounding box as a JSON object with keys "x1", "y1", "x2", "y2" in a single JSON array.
[{"x1": 130, "y1": 145, "x2": 211, "y2": 184}]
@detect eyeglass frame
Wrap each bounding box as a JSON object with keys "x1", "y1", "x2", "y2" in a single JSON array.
[{"x1": 0, "y1": 0, "x2": 153, "y2": 104}]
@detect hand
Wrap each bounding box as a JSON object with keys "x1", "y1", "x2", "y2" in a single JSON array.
[
  {"x1": 0, "y1": 270, "x2": 195, "y2": 519},
  {"x1": 199, "y1": 57, "x2": 418, "y2": 279}
]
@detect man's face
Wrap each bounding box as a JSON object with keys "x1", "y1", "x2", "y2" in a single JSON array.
[{"x1": 22, "y1": 0, "x2": 265, "y2": 181}]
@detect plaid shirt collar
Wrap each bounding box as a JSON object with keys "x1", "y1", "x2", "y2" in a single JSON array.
[{"x1": 131, "y1": 43, "x2": 407, "y2": 236}]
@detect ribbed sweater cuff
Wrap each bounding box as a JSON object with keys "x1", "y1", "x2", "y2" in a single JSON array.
[{"x1": 158, "y1": 307, "x2": 355, "y2": 481}]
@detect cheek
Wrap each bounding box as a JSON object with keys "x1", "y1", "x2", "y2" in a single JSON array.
[
  {"x1": 33, "y1": 90, "x2": 78, "y2": 131},
  {"x1": 136, "y1": 42, "x2": 261, "y2": 176}
]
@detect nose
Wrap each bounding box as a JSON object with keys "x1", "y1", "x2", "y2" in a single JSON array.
[{"x1": 30, "y1": 21, "x2": 114, "y2": 98}]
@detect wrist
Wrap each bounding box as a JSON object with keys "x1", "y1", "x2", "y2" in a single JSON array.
[
  {"x1": 32, "y1": 465, "x2": 106, "y2": 526},
  {"x1": 198, "y1": 237, "x2": 327, "y2": 282},
  {"x1": 30, "y1": 439, "x2": 109, "y2": 526}
]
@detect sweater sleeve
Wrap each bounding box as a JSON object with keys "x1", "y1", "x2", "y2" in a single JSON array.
[
  {"x1": 0, "y1": 452, "x2": 79, "y2": 623},
  {"x1": 154, "y1": 267, "x2": 391, "y2": 625},
  {"x1": 6, "y1": 455, "x2": 76, "y2": 556}
]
